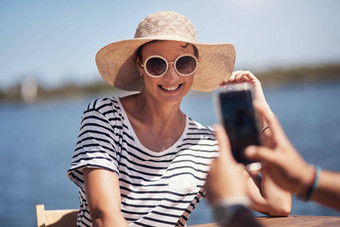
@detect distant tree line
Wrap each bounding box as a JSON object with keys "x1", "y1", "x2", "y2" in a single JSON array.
[
  {"x1": 256, "y1": 64, "x2": 340, "y2": 87},
  {"x1": 1, "y1": 63, "x2": 340, "y2": 103}
]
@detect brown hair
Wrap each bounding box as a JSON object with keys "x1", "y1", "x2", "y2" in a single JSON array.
[{"x1": 135, "y1": 41, "x2": 199, "y2": 63}]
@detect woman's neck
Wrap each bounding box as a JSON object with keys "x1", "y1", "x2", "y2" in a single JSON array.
[
  {"x1": 138, "y1": 92, "x2": 183, "y2": 125},
  {"x1": 136, "y1": 93, "x2": 185, "y2": 151}
]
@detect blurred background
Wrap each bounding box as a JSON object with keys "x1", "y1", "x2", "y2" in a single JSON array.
[{"x1": 0, "y1": 1, "x2": 339, "y2": 226}]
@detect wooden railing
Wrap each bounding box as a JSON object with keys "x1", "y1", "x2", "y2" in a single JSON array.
[
  {"x1": 36, "y1": 205, "x2": 340, "y2": 227},
  {"x1": 190, "y1": 215, "x2": 340, "y2": 227}
]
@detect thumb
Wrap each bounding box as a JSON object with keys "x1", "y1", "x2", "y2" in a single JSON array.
[
  {"x1": 213, "y1": 124, "x2": 235, "y2": 162},
  {"x1": 245, "y1": 145, "x2": 277, "y2": 164}
]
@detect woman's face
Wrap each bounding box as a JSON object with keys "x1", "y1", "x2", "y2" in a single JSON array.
[{"x1": 137, "y1": 41, "x2": 196, "y2": 105}]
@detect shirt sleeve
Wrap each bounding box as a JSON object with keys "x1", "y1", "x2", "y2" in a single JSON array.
[{"x1": 67, "y1": 101, "x2": 120, "y2": 188}]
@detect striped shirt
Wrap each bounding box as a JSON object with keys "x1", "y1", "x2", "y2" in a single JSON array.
[{"x1": 67, "y1": 97, "x2": 218, "y2": 227}]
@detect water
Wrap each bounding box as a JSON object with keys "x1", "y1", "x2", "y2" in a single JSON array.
[{"x1": 1, "y1": 82, "x2": 340, "y2": 226}]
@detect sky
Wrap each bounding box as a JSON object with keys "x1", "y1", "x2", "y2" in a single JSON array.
[{"x1": 0, "y1": 0, "x2": 339, "y2": 89}]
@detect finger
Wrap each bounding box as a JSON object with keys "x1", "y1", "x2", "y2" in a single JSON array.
[
  {"x1": 213, "y1": 124, "x2": 235, "y2": 161},
  {"x1": 229, "y1": 71, "x2": 238, "y2": 82},
  {"x1": 214, "y1": 124, "x2": 230, "y2": 152},
  {"x1": 235, "y1": 75, "x2": 248, "y2": 83},
  {"x1": 235, "y1": 71, "x2": 247, "y2": 78},
  {"x1": 234, "y1": 70, "x2": 247, "y2": 79},
  {"x1": 232, "y1": 75, "x2": 250, "y2": 84},
  {"x1": 234, "y1": 71, "x2": 261, "y2": 87},
  {"x1": 222, "y1": 71, "x2": 236, "y2": 85},
  {"x1": 234, "y1": 71, "x2": 246, "y2": 80},
  {"x1": 235, "y1": 72, "x2": 256, "y2": 84},
  {"x1": 253, "y1": 101, "x2": 288, "y2": 143},
  {"x1": 234, "y1": 70, "x2": 252, "y2": 78},
  {"x1": 245, "y1": 145, "x2": 277, "y2": 164},
  {"x1": 242, "y1": 71, "x2": 257, "y2": 81},
  {"x1": 219, "y1": 80, "x2": 228, "y2": 86},
  {"x1": 233, "y1": 70, "x2": 242, "y2": 75}
]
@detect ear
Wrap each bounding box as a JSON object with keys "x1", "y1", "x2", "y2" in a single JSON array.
[
  {"x1": 135, "y1": 53, "x2": 143, "y2": 71},
  {"x1": 136, "y1": 62, "x2": 144, "y2": 78}
]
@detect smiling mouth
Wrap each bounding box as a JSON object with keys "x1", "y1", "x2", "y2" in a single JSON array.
[{"x1": 159, "y1": 84, "x2": 183, "y2": 91}]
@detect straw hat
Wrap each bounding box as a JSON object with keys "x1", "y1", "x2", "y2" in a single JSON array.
[{"x1": 95, "y1": 11, "x2": 236, "y2": 92}]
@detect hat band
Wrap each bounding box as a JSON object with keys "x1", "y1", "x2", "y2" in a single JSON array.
[{"x1": 135, "y1": 33, "x2": 197, "y2": 44}]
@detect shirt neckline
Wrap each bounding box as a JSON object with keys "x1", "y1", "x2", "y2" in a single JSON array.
[{"x1": 116, "y1": 97, "x2": 189, "y2": 155}]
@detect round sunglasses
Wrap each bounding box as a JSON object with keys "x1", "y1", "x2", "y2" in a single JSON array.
[{"x1": 141, "y1": 54, "x2": 198, "y2": 78}]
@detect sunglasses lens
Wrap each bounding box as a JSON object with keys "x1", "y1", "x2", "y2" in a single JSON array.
[
  {"x1": 146, "y1": 57, "x2": 167, "y2": 77},
  {"x1": 176, "y1": 56, "x2": 197, "y2": 75}
]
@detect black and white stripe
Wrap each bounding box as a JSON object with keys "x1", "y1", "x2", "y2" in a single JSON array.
[{"x1": 68, "y1": 97, "x2": 218, "y2": 226}]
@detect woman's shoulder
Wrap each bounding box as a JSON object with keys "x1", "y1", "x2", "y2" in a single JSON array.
[
  {"x1": 187, "y1": 117, "x2": 215, "y2": 136},
  {"x1": 81, "y1": 97, "x2": 126, "y2": 120},
  {"x1": 80, "y1": 97, "x2": 129, "y2": 127},
  {"x1": 85, "y1": 97, "x2": 120, "y2": 112}
]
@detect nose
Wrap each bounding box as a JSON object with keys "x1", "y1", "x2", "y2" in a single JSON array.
[{"x1": 163, "y1": 62, "x2": 179, "y2": 80}]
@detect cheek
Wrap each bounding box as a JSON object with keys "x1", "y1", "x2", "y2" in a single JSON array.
[
  {"x1": 185, "y1": 75, "x2": 194, "y2": 87},
  {"x1": 143, "y1": 76, "x2": 159, "y2": 89}
]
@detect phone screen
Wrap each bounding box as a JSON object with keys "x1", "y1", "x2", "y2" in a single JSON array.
[{"x1": 218, "y1": 89, "x2": 260, "y2": 164}]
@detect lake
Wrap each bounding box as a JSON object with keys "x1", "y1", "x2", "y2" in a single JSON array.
[{"x1": 0, "y1": 82, "x2": 339, "y2": 226}]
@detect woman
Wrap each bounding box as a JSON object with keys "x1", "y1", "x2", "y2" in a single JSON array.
[{"x1": 68, "y1": 11, "x2": 291, "y2": 227}]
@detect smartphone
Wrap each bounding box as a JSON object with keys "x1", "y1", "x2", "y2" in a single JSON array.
[{"x1": 214, "y1": 83, "x2": 261, "y2": 170}]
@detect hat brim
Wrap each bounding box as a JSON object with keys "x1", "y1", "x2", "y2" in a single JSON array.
[{"x1": 95, "y1": 38, "x2": 236, "y2": 92}]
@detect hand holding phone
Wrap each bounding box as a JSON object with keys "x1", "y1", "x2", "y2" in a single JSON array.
[{"x1": 214, "y1": 83, "x2": 262, "y2": 170}]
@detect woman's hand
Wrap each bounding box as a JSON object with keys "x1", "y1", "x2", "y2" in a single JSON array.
[
  {"x1": 221, "y1": 70, "x2": 267, "y2": 106},
  {"x1": 221, "y1": 70, "x2": 274, "y2": 145}
]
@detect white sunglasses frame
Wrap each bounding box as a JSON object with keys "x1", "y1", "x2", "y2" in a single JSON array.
[{"x1": 140, "y1": 54, "x2": 198, "y2": 78}]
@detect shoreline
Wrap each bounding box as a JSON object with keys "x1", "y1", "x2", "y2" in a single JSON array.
[{"x1": 1, "y1": 63, "x2": 340, "y2": 104}]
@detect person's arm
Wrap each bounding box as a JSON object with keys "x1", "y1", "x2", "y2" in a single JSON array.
[
  {"x1": 221, "y1": 71, "x2": 292, "y2": 216},
  {"x1": 245, "y1": 102, "x2": 340, "y2": 211},
  {"x1": 83, "y1": 168, "x2": 128, "y2": 227},
  {"x1": 312, "y1": 170, "x2": 340, "y2": 211},
  {"x1": 206, "y1": 125, "x2": 262, "y2": 227}
]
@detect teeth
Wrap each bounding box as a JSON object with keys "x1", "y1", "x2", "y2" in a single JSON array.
[{"x1": 161, "y1": 85, "x2": 179, "y2": 91}]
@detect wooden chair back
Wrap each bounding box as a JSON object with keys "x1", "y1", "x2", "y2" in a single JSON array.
[{"x1": 36, "y1": 204, "x2": 78, "y2": 227}]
